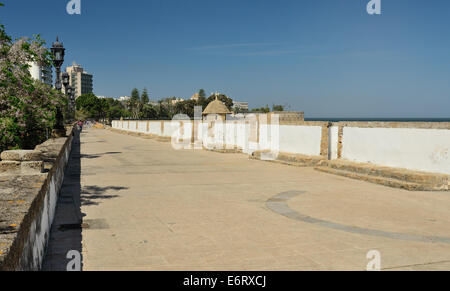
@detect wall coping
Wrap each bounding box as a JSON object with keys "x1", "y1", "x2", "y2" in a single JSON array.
[
  {"x1": 333, "y1": 121, "x2": 450, "y2": 130},
  {"x1": 113, "y1": 119, "x2": 450, "y2": 129}
]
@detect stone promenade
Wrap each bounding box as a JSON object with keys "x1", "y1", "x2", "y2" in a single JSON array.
[{"x1": 43, "y1": 127, "x2": 450, "y2": 270}]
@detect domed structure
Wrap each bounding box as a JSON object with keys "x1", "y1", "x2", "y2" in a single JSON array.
[{"x1": 202, "y1": 96, "x2": 231, "y2": 116}]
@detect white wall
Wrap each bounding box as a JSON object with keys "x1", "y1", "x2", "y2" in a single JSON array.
[
  {"x1": 149, "y1": 121, "x2": 161, "y2": 136},
  {"x1": 111, "y1": 120, "x2": 450, "y2": 175},
  {"x1": 137, "y1": 121, "x2": 147, "y2": 133},
  {"x1": 162, "y1": 121, "x2": 175, "y2": 137},
  {"x1": 278, "y1": 125, "x2": 322, "y2": 156},
  {"x1": 342, "y1": 127, "x2": 450, "y2": 175}
]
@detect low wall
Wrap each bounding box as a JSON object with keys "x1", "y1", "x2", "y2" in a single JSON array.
[
  {"x1": 278, "y1": 125, "x2": 322, "y2": 156},
  {"x1": 111, "y1": 118, "x2": 450, "y2": 175},
  {"x1": 338, "y1": 122, "x2": 450, "y2": 175},
  {"x1": 0, "y1": 127, "x2": 75, "y2": 270}
]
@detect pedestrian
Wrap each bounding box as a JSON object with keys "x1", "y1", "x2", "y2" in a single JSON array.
[{"x1": 77, "y1": 120, "x2": 83, "y2": 132}]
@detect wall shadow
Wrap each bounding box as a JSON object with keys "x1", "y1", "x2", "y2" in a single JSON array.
[
  {"x1": 41, "y1": 131, "x2": 83, "y2": 271},
  {"x1": 41, "y1": 132, "x2": 127, "y2": 270}
]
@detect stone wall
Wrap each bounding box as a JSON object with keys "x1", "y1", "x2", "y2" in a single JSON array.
[{"x1": 0, "y1": 127, "x2": 75, "y2": 270}]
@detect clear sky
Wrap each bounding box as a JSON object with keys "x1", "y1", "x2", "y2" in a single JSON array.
[{"x1": 1, "y1": 0, "x2": 449, "y2": 118}]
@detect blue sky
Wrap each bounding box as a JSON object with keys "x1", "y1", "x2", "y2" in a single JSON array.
[{"x1": 1, "y1": 0, "x2": 449, "y2": 117}]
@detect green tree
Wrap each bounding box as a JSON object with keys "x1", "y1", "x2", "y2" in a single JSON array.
[
  {"x1": 205, "y1": 94, "x2": 234, "y2": 111},
  {"x1": 251, "y1": 105, "x2": 270, "y2": 113},
  {"x1": 174, "y1": 99, "x2": 196, "y2": 118},
  {"x1": 141, "y1": 88, "x2": 149, "y2": 104},
  {"x1": 129, "y1": 88, "x2": 142, "y2": 119},
  {"x1": 198, "y1": 89, "x2": 206, "y2": 99},
  {"x1": 76, "y1": 93, "x2": 102, "y2": 119},
  {"x1": 272, "y1": 104, "x2": 285, "y2": 112},
  {"x1": 104, "y1": 98, "x2": 126, "y2": 122},
  {"x1": 131, "y1": 88, "x2": 140, "y2": 103},
  {"x1": 0, "y1": 14, "x2": 65, "y2": 151},
  {"x1": 142, "y1": 104, "x2": 157, "y2": 119}
]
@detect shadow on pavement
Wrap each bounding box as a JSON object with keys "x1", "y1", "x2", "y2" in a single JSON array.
[
  {"x1": 80, "y1": 152, "x2": 122, "y2": 159},
  {"x1": 81, "y1": 185, "x2": 127, "y2": 206},
  {"x1": 41, "y1": 131, "x2": 84, "y2": 271},
  {"x1": 41, "y1": 131, "x2": 128, "y2": 270}
]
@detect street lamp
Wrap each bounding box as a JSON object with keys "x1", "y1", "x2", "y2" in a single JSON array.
[
  {"x1": 67, "y1": 85, "x2": 76, "y2": 120},
  {"x1": 40, "y1": 70, "x2": 46, "y2": 84},
  {"x1": 61, "y1": 71, "x2": 75, "y2": 121},
  {"x1": 67, "y1": 86, "x2": 74, "y2": 108},
  {"x1": 50, "y1": 36, "x2": 67, "y2": 137},
  {"x1": 61, "y1": 71, "x2": 70, "y2": 89},
  {"x1": 51, "y1": 36, "x2": 65, "y2": 91}
]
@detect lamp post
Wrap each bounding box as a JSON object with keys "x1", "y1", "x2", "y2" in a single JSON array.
[
  {"x1": 62, "y1": 71, "x2": 69, "y2": 89},
  {"x1": 67, "y1": 86, "x2": 75, "y2": 118},
  {"x1": 61, "y1": 72, "x2": 73, "y2": 121},
  {"x1": 50, "y1": 36, "x2": 67, "y2": 137}
]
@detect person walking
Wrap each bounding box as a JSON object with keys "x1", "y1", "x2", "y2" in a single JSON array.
[{"x1": 77, "y1": 120, "x2": 83, "y2": 132}]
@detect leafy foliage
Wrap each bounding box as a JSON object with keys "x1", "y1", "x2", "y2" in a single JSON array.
[
  {"x1": 77, "y1": 88, "x2": 240, "y2": 121},
  {"x1": 272, "y1": 104, "x2": 285, "y2": 112},
  {"x1": 141, "y1": 88, "x2": 149, "y2": 104},
  {"x1": 76, "y1": 93, "x2": 127, "y2": 122},
  {"x1": 0, "y1": 17, "x2": 65, "y2": 152},
  {"x1": 198, "y1": 89, "x2": 206, "y2": 99},
  {"x1": 251, "y1": 105, "x2": 270, "y2": 113}
]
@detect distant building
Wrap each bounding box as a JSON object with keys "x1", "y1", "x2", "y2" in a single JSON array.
[
  {"x1": 65, "y1": 62, "x2": 93, "y2": 98},
  {"x1": 191, "y1": 93, "x2": 200, "y2": 101},
  {"x1": 28, "y1": 62, "x2": 52, "y2": 86},
  {"x1": 232, "y1": 101, "x2": 249, "y2": 111},
  {"x1": 118, "y1": 96, "x2": 131, "y2": 102},
  {"x1": 171, "y1": 97, "x2": 185, "y2": 105}
]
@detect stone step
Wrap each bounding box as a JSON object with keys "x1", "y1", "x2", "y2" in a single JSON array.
[
  {"x1": 315, "y1": 166, "x2": 448, "y2": 191},
  {"x1": 325, "y1": 160, "x2": 449, "y2": 187},
  {"x1": 251, "y1": 151, "x2": 327, "y2": 167}
]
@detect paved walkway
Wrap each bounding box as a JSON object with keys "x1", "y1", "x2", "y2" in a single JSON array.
[{"x1": 43, "y1": 127, "x2": 450, "y2": 270}]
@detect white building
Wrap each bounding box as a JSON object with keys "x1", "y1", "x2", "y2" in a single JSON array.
[
  {"x1": 65, "y1": 62, "x2": 93, "y2": 98},
  {"x1": 119, "y1": 96, "x2": 131, "y2": 102},
  {"x1": 28, "y1": 62, "x2": 53, "y2": 86},
  {"x1": 190, "y1": 93, "x2": 200, "y2": 101},
  {"x1": 232, "y1": 101, "x2": 249, "y2": 111},
  {"x1": 171, "y1": 97, "x2": 185, "y2": 105}
]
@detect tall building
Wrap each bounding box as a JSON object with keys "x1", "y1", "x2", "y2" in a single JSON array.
[
  {"x1": 28, "y1": 62, "x2": 53, "y2": 86},
  {"x1": 65, "y1": 62, "x2": 93, "y2": 98}
]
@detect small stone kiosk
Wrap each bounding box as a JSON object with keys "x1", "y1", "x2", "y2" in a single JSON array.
[
  {"x1": 202, "y1": 94, "x2": 231, "y2": 121},
  {"x1": 202, "y1": 94, "x2": 231, "y2": 149}
]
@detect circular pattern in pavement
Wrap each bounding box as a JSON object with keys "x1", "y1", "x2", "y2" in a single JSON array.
[{"x1": 266, "y1": 191, "x2": 450, "y2": 244}]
